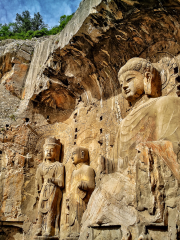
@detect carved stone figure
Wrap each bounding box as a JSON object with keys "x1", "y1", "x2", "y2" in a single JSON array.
[
  {"x1": 113, "y1": 57, "x2": 180, "y2": 237},
  {"x1": 114, "y1": 57, "x2": 180, "y2": 178},
  {"x1": 67, "y1": 147, "x2": 95, "y2": 239},
  {"x1": 34, "y1": 137, "x2": 64, "y2": 239},
  {"x1": 79, "y1": 58, "x2": 180, "y2": 240}
]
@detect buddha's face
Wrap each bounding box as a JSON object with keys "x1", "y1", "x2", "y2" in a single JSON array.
[
  {"x1": 119, "y1": 70, "x2": 145, "y2": 103},
  {"x1": 44, "y1": 144, "x2": 57, "y2": 161}
]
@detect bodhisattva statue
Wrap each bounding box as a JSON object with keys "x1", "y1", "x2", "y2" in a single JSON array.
[
  {"x1": 67, "y1": 147, "x2": 95, "y2": 239},
  {"x1": 34, "y1": 137, "x2": 64, "y2": 239}
]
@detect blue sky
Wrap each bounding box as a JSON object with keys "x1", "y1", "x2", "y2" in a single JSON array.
[{"x1": 0, "y1": 0, "x2": 82, "y2": 28}]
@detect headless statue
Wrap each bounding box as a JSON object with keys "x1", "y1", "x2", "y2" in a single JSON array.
[
  {"x1": 67, "y1": 147, "x2": 95, "y2": 239},
  {"x1": 34, "y1": 137, "x2": 64, "y2": 239}
]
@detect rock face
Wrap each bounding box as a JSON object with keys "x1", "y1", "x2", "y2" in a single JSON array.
[{"x1": 1, "y1": 0, "x2": 180, "y2": 240}]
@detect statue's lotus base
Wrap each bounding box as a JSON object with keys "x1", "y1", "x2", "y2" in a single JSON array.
[{"x1": 34, "y1": 237, "x2": 59, "y2": 240}]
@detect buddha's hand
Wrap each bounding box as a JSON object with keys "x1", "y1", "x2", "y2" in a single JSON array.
[
  {"x1": 78, "y1": 181, "x2": 88, "y2": 191},
  {"x1": 58, "y1": 180, "x2": 64, "y2": 188}
]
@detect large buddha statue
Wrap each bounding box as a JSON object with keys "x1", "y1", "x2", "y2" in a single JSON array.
[
  {"x1": 34, "y1": 137, "x2": 65, "y2": 239},
  {"x1": 113, "y1": 57, "x2": 180, "y2": 179},
  {"x1": 79, "y1": 58, "x2": 180, "y2": 240}
]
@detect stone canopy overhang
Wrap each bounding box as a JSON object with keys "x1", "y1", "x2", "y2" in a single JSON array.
[{"x1": 29, "y1": 0, "x2": 180, "y2": 121}]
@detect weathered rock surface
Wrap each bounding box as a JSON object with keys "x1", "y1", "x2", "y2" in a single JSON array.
[{"x1": 1, "y1": 0, "x2": 180, "y2": 240}]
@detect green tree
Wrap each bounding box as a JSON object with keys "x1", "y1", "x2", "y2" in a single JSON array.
[
  {"x1": 33, "y1": 28, "x2": 49, "y2": 37},
  {"x1": 14, "y1": 10, "x2": 32, "y2": 33},
  {"x1": 31, "y1": 12, "x2": 48, "y2": 31},
  {"x1": 0, "y1": 23, "x2": 13, "y2": 38},
  {"x1": 0, "y1": 12, "x2": 74, "y2": 40},
  {"x1": 59, "y1": 14, "x2": 73, "y2": 31}
]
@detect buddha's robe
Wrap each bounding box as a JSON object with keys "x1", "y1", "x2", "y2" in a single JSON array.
[
  {"x1": 79, "y1": 96, "x2": 180, "y2": 239},
  {"x1": 113, "y1": 96, "x2": 180, "y2": 179}
]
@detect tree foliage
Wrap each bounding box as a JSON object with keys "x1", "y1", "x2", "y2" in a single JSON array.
[
  {"x1": 59, "y1": 14, "x2": 73, "y2": 31},
  {"x1": 14, "y1": 10, "x2": 32, "y2": 33},
  {"x1": 31, "y1": 12, "x2": 48, "y2": 31},
  {"x1": 0, "y1": 11, "x2": 74, "y2": 40}
]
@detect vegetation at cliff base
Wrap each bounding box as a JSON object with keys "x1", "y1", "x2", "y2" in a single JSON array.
[{"x1": 0, "y1": 11, "x2": 73, "y2": 40}]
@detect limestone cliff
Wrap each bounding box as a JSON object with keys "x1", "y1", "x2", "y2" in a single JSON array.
[{"x1": 1, "y1": 0, "x2": 180, "y2": 240}]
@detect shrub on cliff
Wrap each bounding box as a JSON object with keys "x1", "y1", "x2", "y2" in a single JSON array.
[{"x1": 0, "y1": 12, "x2": 74, "y2": 40}]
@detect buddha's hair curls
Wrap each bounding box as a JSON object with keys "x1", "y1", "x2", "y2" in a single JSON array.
[{"x1": 118, "y1": 58, "x2": 152, "y2": 80}]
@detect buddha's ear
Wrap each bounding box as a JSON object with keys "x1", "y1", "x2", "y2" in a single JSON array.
[{"x1": 144, "y1": 71, "x2": 152, "y2": 95}]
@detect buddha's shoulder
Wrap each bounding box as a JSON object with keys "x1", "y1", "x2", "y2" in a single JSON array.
[{"x1": 154, "y1": 95, "x2": 180, "y2": 107}]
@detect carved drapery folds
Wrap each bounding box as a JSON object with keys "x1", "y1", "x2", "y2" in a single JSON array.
[
  {"x1": 34, "y1": 137, "x2": 64, "y2": 239},
  {"x1": 79, "y1": 57, "x2": 180, "y2": 240},
  {"x1": 2, "y1": 1, "x2": 180, "y2": 239},
  {"x1": 66, "y1": 147, "x2": 95, "y2": 239}
]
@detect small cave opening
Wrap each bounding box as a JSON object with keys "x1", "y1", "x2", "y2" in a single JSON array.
[
  {"x1": 100, "y1": 116, "x2": 103, "y2": 121},
  {"x1": 98, "y1": 140, "x2": 103, "y2": 146},
  {"x1": 62, "y1": 79, "x2": 69, "y2": 86},
  {"x1": 0, "y1": 151, "x2": 2, "y2": 154},
  {"x1": 75, "y1": 128, "x2": 78, "y2": 132},
  {"x1": 74, "y1": 113, "x2": 78, "y2": 122},
  {"x1": 6, "y1": 124, "x2": 9, "y2": 130},
  {"x1": 100, "y1": 128, "x2": 103, "y2": 134},
  {"x1": 176, "y1": 76, "x2": 180, "y2": 83},
  {"x1": 47, "y1": 116, "x2": 50, "y2": 120},
  {"x1": 174, "y1": 67, "x2": 178, "y2": 74},
  {"x1": 74, "y1": 142, "x2": 76, "y2": 145},
  {"x1": 78, "y1": 96, "x2": 82, "y2": 103},
  {"x1": 75, "y1": 134, "x2": 77, "y2": 139},
  {"x1": 25, "y1": 118, "x2": 29, "y2": 123}
]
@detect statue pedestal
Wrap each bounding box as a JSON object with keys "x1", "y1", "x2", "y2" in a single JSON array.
[
  {"x1": 65, "y1": 233, "x2": 79, "y2": 240},
  {"x1": 34, "y1": 237, "x2": 59, "y2": 240},
  {"x1": 65, "y1": 237, "x2": 79, "y2": 240}
]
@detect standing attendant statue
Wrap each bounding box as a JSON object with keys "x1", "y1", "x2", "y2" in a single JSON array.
[
  {"x1": 66, "y1": 146, "x2": 95, "y2": 239},
  {"x1": 34, "y1": 137, "x2": 64, "y2": 239}
]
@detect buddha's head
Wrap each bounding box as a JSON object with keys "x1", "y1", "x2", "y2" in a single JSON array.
[
  {"x1": 118, "y1": 58, "x2": 161, "y2": 104},
  {"x1": 72, "y1": 146, "x2": 89, "y2": 165},
  {"x1": 43, "y1": 137, "x2": 61, "y2": 162}
]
